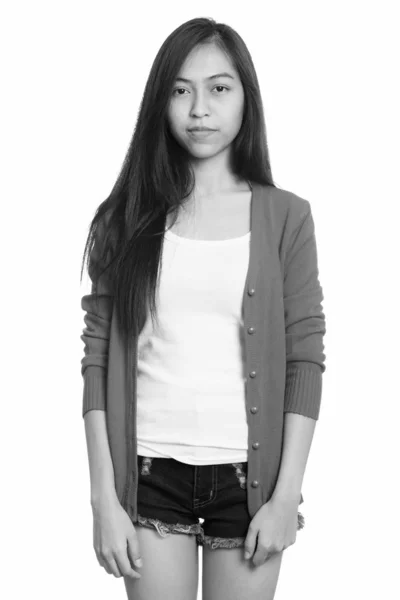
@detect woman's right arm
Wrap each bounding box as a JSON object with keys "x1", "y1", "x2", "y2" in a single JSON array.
[
  {"x1": 84, "y1": 409, "x2": 118, "y2": 506},
  {"x1": 81, "y1": 215, "x2": 116, "y2": 495},
  {"x1": 83, "y1": 408, "x2": 142, "y2": 580},
  {"x1": 80, "y1": 214, "x2": 114, "y2": 418},
  {"x1": 80, "y1": 219, "x2": 143, "y2": 579}
]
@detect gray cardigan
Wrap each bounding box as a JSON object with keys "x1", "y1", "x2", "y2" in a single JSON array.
[{"x1": 80, "y1": 181, "x2": 327, "y2": 521}]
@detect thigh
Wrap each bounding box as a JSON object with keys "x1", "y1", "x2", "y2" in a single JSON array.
[
  {"x1": 124, "y1": 525, "x2": 199, "y2": 600},
  {"x1": 202, "y1": 545, "x2": 284, "y2": 600}
]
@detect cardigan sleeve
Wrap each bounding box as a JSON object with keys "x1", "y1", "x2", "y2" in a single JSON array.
[
  {"x1": 283, "y1": 201, "x2": 326, "y2": 420},
  {"x1": 80, "y1": 218, "x2": 114, "y2": 418}
]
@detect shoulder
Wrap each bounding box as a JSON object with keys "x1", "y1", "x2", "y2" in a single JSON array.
[
  {"x1": 260, "y1": 183, "x2": 311, "y2": 230},
  {"x1": 257, "y1": 184, "x2": 314, "y2": 255},
  {"x1": 262, "y1": 185, "x2": 310, "y2": 225}
]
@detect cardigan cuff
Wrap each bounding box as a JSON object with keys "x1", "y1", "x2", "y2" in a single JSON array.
[
  {"x1": 284, "y1": 362, "x2": 322, "y2": 420},
  {"x1": 82, "y1": 366, "x2": 107, "y2": 418}
]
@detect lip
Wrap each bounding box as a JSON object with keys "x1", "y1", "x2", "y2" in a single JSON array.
[
  {"x1": 188, "y1": 129, "x2": 217, "y2": 138},
  {"x1": 188, "y1": 127, "x2": 216, "y2": 131}
]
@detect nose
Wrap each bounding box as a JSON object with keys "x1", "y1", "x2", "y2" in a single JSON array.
[{"x1": 190, "y1": 91, "x2": 210, "y2": 118}]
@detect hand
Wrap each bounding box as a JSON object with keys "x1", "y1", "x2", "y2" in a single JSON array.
[
  {"x1": 243, "y1": 495, "x2": 299, "y2": 567},
  {"x1": 92, "y1": 495, "x2": 143, "y2": 579}
]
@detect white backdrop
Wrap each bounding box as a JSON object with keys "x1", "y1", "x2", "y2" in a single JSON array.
[{"x1": 2, "y1": 0, "x2": 399, "y2": 598}]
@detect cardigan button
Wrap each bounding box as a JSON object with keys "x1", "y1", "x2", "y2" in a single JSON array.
[
  {"x1": 250, "y1": 406, "x2": 258, "y2": 414},
  {"x1": 252, "y1": 442, "x2": 260, "y2": 449},
  {"x1": 247, "y1": 326, "x2": 255, "y2": 334},
  {"x1": 248, "y1": 288, "x2": 255, "y2": 296},
  {"x1": 251, "y1": 480, "x2": 259, "y2": 488},
  {"x1": 249, "y1": 370, "x2": 257, "y2": 378}
]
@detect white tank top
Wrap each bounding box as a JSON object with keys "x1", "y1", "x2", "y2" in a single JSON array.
[{"x1": 136, "y1": 227, "x2": 251, "y2": 465}]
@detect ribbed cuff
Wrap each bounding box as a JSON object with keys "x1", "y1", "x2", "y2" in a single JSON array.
[
  {"x1": 82, "y1": 366, "x2": 107, "y2": 418},
  {"x1": 284, "y1": 362, "x2": 322, "y2": 420}
]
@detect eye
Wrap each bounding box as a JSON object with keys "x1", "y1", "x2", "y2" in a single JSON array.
[
  {"x1": 172, "y1": 85, "x2": 229, "y2": 96},
  {"x1": 214, "y1": 85, "x2": 229, "y2": 93}
]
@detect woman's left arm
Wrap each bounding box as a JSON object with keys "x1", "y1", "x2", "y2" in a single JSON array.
[
  {"x1": 244, "y1": 200, "x2": 326, "y2": 563},
  {"x1": 271, "y1": 412, "x2": 316, "y2": 503},
  {"x1": 277, "y1": 200, "x2": 326, "y2": 500}
]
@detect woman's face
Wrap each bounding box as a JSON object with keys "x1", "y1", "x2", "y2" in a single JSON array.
[{"x1": 167, "y1": 44, "x2": 245, "y2": 160}]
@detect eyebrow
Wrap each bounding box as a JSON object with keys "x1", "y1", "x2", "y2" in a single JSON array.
[{"x1": 174, "y1": 72, "x2": 235, "y2": 84}]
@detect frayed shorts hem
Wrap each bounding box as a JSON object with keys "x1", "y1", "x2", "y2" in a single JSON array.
[{"x1": 135, "y1": 511, "x2": 305, "y2": 550}]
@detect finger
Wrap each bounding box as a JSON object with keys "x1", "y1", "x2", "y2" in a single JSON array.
[
  {"x1": 95, "y1": 548, "x2": 114, "y2": 575},
  {"x1": 127, "y1": 534, "x2": 143, "y2": 569},
  {"x1": 253, "y1": 549, "x2": 271, "y2": 566},
  {"x1": 99, "y1": 558, "x2": 113, "y2": 575},
  {"x1": 115, "y1": 550, "x2": 142, "y2": 579},
  {"x1": 107, "y1": 556, "x2": 123, "y2": 578},
  {"x1": 244, "y1": 531, "x2": 257, "y2": 559}
]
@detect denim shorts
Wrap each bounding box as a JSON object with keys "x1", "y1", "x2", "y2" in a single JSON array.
[{"x1": 134, "y1": 455, "x2": 305, "y2": 550}]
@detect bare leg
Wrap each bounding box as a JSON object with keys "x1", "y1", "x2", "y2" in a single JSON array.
[
  {"x1": 124, "y1": 525, "x2": 199, "y2": 600},
  {"x1": 202, "y1": 544, "x2": 284, "y2": 600}
]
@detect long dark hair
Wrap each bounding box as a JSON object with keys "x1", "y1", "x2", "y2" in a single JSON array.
[{"x1": 80, "y1": 16, "x2": 279, "y2": 345}]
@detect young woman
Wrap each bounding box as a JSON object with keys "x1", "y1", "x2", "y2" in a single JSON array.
[{"x1": 80, "y1": 17, "x2": 327, "y2": 600}]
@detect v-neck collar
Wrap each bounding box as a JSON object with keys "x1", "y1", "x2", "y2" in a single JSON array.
[{"x1": 246, "y1": 180, "x2": 262, "y2": 294}]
